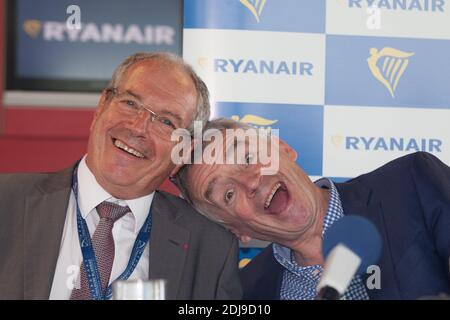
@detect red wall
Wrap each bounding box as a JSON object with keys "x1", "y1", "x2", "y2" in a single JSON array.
[{"x1": 0, "y1": 0, "x2": 177, "y2": 193}]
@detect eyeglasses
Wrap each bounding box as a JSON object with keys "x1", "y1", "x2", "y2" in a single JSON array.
[{"x1": 106, "y1": 88, "x2": 183, "y2": 139}]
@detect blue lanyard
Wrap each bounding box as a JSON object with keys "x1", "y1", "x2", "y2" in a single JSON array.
[{"x1": 72, "y1": 164, "x2": 153, "y2": 300}]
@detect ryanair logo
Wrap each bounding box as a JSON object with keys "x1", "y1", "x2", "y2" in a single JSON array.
[
  {"x1": 22, "y1": 20, "x2": 175, "y2": 45},
  {"x1": 331, "y1": 134, "x2": 442, "y2": 152},
  {"x1": 230, "y1": 114, "x2": 278, "y2": 129},
  {"x1": 367, "y1": 47, "x2": 414, "y2": 97},
  {"x1": 347, "y1": 0, "x2": 446, "y2": 12},
  {"x1": 239, "y1": 0, "x2": 267, "y2": 22},
  {"x1": 197, "y1": 57, "x2": 314, "y2": 76}
]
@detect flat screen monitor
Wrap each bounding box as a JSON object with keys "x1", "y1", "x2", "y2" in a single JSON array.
[{"x1": 6, "y1": 0, "x2": 183, "y2": 93}]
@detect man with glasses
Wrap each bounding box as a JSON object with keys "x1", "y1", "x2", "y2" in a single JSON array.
[{"x1": 0, "y1": 53, "x2": 242, "y2": 300}]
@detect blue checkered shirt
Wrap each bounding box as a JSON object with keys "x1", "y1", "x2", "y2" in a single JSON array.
[{"x1": 273, "y1": 178, "x2": 369, "y2": 300}]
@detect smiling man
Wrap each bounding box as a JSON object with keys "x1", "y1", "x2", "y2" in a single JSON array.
[
  {"x1": 0, "y1": 53, "x2": 242, "y2": 300},
  {"x1": 175, "y1": 118, "x2": 450, "y2": 300}
]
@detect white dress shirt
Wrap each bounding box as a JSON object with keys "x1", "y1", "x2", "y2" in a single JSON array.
[{"x1": 49, "y1": 156, "x2": 154, "y2": 299}]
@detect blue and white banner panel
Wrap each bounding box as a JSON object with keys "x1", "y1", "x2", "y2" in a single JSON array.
[
  {"x1": 325, "y1": 35, "x2": 450, "y2": 109},
  {"x1": 323, "y1": 105, "x2": 449, "y2": 178},
  {"x1": 184, "y1": 0, "x2": 326, "y2": 33},
  {"x1": 326, "y1": 0, "x2": 450, "y2": 40},
  {"x1": 183, "y1": 29, "x2": 325, "y2": 106},
  {"x1": 213, "y1": 102, "x2": 324, "y2": 176},
  {"x1": 183, "y1": 0, "x2": 450, "y2": 182}
]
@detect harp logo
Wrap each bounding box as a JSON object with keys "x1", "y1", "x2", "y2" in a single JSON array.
[
  {"x1": 23, "y1": 20, "x2": 42, "y2": 38},
  {"x1": 239, "y1": 0, "x2": 267, "y2": 22},
  {"x1": 331, "y1": 134, "x2": 344, "y2": 147},
  {"x1": 230, "y1": 114, "x2": 278, "y2": 129},
  {"x1": 367, "y1": 47, "x2": 414, "y2": 97}
]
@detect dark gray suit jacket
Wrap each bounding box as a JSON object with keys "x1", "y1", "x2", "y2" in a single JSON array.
[{"x1": 0, "y1": 165, "x2": 242, "y2": 300}]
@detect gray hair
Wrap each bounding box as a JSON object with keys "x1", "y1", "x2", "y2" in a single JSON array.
[
  {"x1": 107, "y1": 52, "x2": 210, "y2": 133},
  {"x1": 173, "y1": 118, "x2": 253, "y2": 224}
]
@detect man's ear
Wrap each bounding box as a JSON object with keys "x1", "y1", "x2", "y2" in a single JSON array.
[
  {"x1": 278, "y1": 138, "x2": 297, "y2": 161},
  {"x1": 229, "y1": 227, "x2": 252, "y2": 243},
  {"x1": 170, "y1": 137, "x2": 197, "y2": 177},
  {"x1": 238, "y1": 235, "x2": 252, "y2": 243}
]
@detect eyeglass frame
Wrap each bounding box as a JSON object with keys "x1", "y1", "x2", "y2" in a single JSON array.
[{"x1": 105, "y1": 87, "x2": 187, "y2": 139}]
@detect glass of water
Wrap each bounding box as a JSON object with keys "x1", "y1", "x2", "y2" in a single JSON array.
[{"x1": 112, "y1": 279, "x2": 166, "y2": 300}]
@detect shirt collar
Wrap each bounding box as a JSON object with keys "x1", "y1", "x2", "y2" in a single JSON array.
[
  {"x1": 76, "y1": 155, "x2": 154, "y2": 233},
  {"x1": 314, "y1": 178, "x2": 344, "y2": 236}
]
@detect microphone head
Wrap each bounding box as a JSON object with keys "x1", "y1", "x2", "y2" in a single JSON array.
[{"x1": 322, "y1": 215, "x2": 382, "y2": 274}]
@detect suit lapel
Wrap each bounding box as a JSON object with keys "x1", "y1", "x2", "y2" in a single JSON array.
[
  {"x1": 21, "y1": 165, "x2": 190, "y2": 299},
  {"x1": 148, "y1": 192, "x2": 189, "y2": 300},
  {"x1": 335, "y1": 180, "x2": 400, "y2": 299},
  {"x1": 24, "y1": 166, "x2": 74, "y2": 299},
  {"x1": 258, "y1": 245, "x2": 284, "y2": 300},
  {"x1": 335, "y1": 180, "x2": 383, "y2": 231}
]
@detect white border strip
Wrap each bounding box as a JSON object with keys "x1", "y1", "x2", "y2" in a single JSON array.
[{"x1": 3, "y1": 91, "x2": 100, "y2": 108}]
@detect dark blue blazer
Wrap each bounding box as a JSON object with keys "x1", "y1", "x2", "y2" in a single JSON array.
[{"x1": 240, "y1": 152, "x2": 450, "y2": 300}]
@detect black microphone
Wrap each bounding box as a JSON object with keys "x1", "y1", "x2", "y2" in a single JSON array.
[{"x1": 316, "y1": 215, "x2": 381, "y2": 300}]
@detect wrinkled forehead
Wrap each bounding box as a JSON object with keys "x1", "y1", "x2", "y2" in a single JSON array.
[
  {"x1": 121, "y1": 60, "x2": 195, "y2": 92},
  {"x1": 184, "y1": 161, "x2": 235, "y2": 221},
  {"x1": 196, "y1": 127, "x2": 275, "y2": 163},
  {"x1": 186, "y1": 161, "x2": 226, "y2": 203},
  {"x1": 186, "y1": 127, "x2": 278, "y2": 196}
]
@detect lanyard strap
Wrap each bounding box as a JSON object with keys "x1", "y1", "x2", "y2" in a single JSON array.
[{"x1": 72, "y1": 164, "x2": 152, "y2": 300}]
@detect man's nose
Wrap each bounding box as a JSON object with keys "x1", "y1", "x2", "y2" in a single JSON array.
[
  {"x1": 130, "y1": 109, "x2": 150, "y2": 135},
  {"x1": 243, "y1": 170, "x2": 261, "y2": 197}
]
